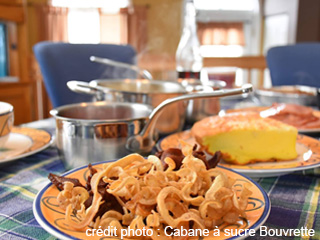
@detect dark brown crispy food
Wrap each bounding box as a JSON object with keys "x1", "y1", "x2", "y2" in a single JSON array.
[
  {"x1": 85, "y1": 164, "x2": 97, "y2": 192},
  {"x1": 49, "y1": 148, "x2": 221, "y2": 220},
  {"x1": 155, "y1": 145, "x2": 221, "y2": 170},
  {"x1": 48, "y1": 173, "x2": 84, "y2": 191},
  {"x1": 192, "y1": 144, "x2": 209, "y2": 169},
  {"x1": 49, "y1": 165, "x2": 123, "y2": 219},
  {"x1": 90, "y1": 178, "x2": 123, "y2": 220},
  {"x1": 83, "y1": 195, "x2": 93, "y2": 209},
  {"x1": 155, "y1": 148, "x2": 184, "y2": 170},
  {"x1": 207, "y1": 151, "x2": 222, "y2": 169},
  {"x1": 83, "y1": 164, "x2": 98, "y2": 209},
  {"x1": 93, "y1": 196, "x2": 123, "y2": 221}
]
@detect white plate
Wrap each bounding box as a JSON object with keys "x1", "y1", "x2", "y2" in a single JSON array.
[
  {"x1": 224, "y1": 142, "x2": 315, "y2": 178},
  {"x1": 158, "y1": 131, "x2": 320, "y2": 178},
  {"x1": 0, "y1": 133, "x2": 33, "y2": 160},
  {"x1": 298, "y1": 128, "x2": 320, "y2": 134},
  {"x1": 0, "y1": 127, "x2": 53, "y2": 164}
]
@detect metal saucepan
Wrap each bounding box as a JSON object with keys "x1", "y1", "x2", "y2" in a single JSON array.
[
  {"x1": 51, "y1": 102, "x2": 153, "y2": 169},
  {"x1": 255, "y1": 85, "x2": 318, "y2": 106},
  {"x1": 51, "y1": 84, "x2": 253, "y2": 169},
  {"x1": 67, "y1": 79, "x2": 189, "y2": 135},
  {"x1": 179, "y1": 79, "x2": 227, "y2": 124}
]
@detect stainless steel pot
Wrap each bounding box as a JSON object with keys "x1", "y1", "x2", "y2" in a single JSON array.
[
  {"x1": 51, "y1": 84, "x2": 253, "y2": 169},
  {"x1": 51, "y1": 102, "x2": 152, "y2": 169},
  {"x1": 179, "y1": 79, "x2": 227, "y2": 124},
  {"x1": 255, "y1": 85, "x2": 318, "y2": 106},
  {"x1": 67, "y1": 79, "x2": 188, "y2": 135}
]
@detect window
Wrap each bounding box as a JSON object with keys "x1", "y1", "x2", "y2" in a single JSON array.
[
  {"x1": 0, "y1": 23, "x2": 8, "y2": 77},
  {"x1": 193, "y1": 0, "x2": 259, "y2": 85},
  {"x1": 68, "y1": 8, "x2": 100, "y2": 43},
  {"x1": 51, "y1": 0, "x2": 129, "y2": 44},
  {"x1": 194, "y1": 0, "x2": 254, "y2": 11},
  {"x1": 194, "y1": 0, "x2": 256, "y2": 57}
]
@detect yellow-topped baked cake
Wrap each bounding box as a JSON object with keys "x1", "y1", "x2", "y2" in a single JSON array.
[{"x1": 191, "y1": 112, "x2": 298, "y2": 165}]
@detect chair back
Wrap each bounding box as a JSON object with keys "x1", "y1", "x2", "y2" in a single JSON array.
[
  {"x1": 33, "y1": 42, "x2": 137, "y2": 107},
  {"x1": 266, "y1": 43, "x2": 320, "y2": 88}
]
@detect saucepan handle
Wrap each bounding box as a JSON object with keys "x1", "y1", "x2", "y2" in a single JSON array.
[
  {"x1": 67, "y1": 81, "x2": 105, "y2": 100},
  {"x1": 90, "y1": 56, "x2": 153, "y2": 80},
  {"x1": 126, "y1": 84, "x2": 253, "y2": 153}
]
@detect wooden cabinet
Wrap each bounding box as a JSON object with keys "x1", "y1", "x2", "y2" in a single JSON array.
[
  {"x1": 0, "y1": 82, "x2": 37, "y2": 124},
  {"x1": 0, "y1": 0, "x2": 40, "y2": 125}
]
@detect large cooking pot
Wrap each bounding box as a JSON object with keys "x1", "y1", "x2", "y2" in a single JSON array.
[
  {"x1": 67, "y1": 79, "x2": 188, "y2": 135},
  {"x1": 179, "y1": 79, "x2": 227, "y2": 124},
  {"x1": 255, "y1": 85, "x2": 318, "y2": 106},
  {"x1": 51, "y1": 84, "x2": 253, "y2": 169}
]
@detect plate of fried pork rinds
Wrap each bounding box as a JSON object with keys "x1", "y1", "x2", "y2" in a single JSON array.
[{"x1": 33, "y1": 144, "x2": 270, "y2": 240}]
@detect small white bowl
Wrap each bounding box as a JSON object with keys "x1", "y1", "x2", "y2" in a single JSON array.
[{"x1": 0, "y1": 102, "x2": 14, "y2": 148}]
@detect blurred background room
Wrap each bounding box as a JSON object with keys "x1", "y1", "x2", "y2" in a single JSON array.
[{"x1": 1, "y1": 0, "x2": 320, "y2": 124}]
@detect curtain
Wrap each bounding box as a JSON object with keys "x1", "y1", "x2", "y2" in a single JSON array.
[
  {"x1": 197, "y1": 22, "x2": 245, "y2": 46},
  {"x1": 99, "y1": 9, "x2": 127, "y2": 44},
  {"x1": 33, "y1": 4, "x2": 68, "y2": 118},
  {"x1": 35, "y1": 5, "x2": 68, "y2": 42}
]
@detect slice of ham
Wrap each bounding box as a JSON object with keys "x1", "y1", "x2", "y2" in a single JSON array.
[{"x1": 261, "y1": 103, "x2": 320, "y2": 129}]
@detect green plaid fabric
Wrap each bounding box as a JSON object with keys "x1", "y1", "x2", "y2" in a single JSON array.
[
  {"x1": 0, "y1": 146, "x2": 62, "y2": 240},
  {"x1": 1, "y1": 121, "x2": 320, "y2": 239}
]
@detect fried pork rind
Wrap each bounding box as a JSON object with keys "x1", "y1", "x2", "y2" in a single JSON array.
[
  {"x1": 57, "y1": 182, "x2": 89, "y2": 210},
  {"x1": 57, "y1": 146, "x2": 252, "y2": 239}
]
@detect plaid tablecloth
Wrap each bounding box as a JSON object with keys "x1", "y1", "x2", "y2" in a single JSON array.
[{"x1": 0, "y1": 119, "x2": 320, "y2": 240}]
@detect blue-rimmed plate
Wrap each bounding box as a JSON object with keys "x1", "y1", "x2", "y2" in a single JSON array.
[
  {"x1": 33, "y1": 160, "x2": 270, "y2": 240},
  {"x1": 157, "y1": 130, "x2": 320, "y2": 178}
]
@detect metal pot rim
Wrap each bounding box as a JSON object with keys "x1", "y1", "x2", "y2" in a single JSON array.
[
  {"x1": 90, "y1": 79, "x2": 187, "y2": 95},
  {"x1": 179, "y1": 79, "x2": 227, "y2": 89},
  {"x1": 255, "y1": 85, "x2": 317, "y2": 98},
  {"x1": 50, "y1": 101, "x2": 153, "y2": 123}
]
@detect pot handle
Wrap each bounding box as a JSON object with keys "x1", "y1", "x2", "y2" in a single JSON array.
[
  {"x1": 90, "y1": 56, "x2": 153, "y2": 80},
  {"x1": 126, "y1": 84, "x2": 253, "y2": 153},
  {"x1": 67, "y1": 80, "x2": 105, "y2": 99}
]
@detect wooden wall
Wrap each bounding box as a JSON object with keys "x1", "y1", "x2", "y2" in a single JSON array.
[
  {"x1": 0, "y1": 0, "x2": 48, "y2": 124},
  {"x1": 296, "y1": 0, "x2": 320, "y2": 42}
]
